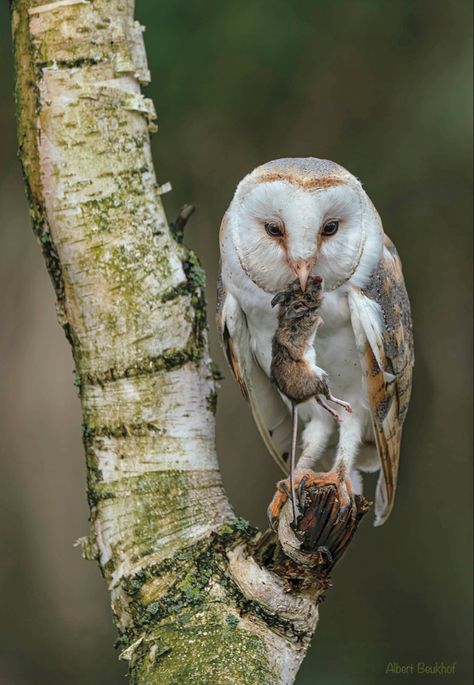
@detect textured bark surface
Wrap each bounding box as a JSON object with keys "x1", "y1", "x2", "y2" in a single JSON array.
[{"x1": 12, "y1": 1, "x2": 368, "y2": 682}]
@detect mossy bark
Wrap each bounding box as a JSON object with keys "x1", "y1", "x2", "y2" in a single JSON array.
[{"x1": 11, "y1": 1, "x2": 361, "y2": 683}]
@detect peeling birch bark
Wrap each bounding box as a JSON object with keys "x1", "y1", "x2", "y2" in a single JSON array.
[{"x1": 12, "y1": 1, "x2": 368, "y2": 683}]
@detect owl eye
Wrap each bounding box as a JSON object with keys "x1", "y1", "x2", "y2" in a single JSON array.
[
  {"x1": 322, "y1": 220, "x2": 339, "y2": 236},
  {"x1": 265, "y1": 222, "x2": 284, "y2": 237}
]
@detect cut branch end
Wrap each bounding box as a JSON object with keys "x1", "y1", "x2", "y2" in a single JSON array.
[{"x1": 277, "y1": 485, "x2": 371, "y2": 573}]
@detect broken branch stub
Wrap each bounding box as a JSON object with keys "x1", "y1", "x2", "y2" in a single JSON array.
[
  {"x1": 276, "y1": 485, "x2": 371, "y2": 573},
  {"x1": 170, "y1": 204, "x2": 196, "y2": 244}
]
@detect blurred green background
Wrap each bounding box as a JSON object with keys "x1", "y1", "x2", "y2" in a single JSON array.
[{"x1": 0, "y1": 1, "x2": 472, "y2": 683}]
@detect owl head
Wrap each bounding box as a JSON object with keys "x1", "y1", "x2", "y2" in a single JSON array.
[{"x1": 224, "y1": 158, "x2": 384, "y2": 293}]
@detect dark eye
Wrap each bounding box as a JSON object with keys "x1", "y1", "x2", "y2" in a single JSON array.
[
  {"x1": 265, "y1": 222, "x2": 284, "y2": 237},
  {"x1": 322, "y1": 220, "x2": 339, "y2": 236}
]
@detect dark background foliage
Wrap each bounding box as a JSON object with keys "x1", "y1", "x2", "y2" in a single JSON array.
[{"x1": 0, "y1": 1, "x2": 472, "y2": 683}]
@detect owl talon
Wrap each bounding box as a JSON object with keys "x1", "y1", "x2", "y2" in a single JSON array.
[
  {"x1": 267, "y1": 507, "x2": 278, "y2": 532},
  {"x1": 267, "y1": 487, "x2": 290, "y2": 531},
  {"x1": 268, "y1": 467, "x2": 356, "y2": 532},
  {"x1": 335, "y1": 493, "x2": 356, "y2": 523},
  {"x1": 316, "y1": 545, "x2": 333, "y2": 566}
]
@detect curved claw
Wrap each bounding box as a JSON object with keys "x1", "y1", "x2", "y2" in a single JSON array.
[
  {"x1": 268, "y1": 467, "x2": 356, "y2": 532},
  {"x1": 267, "y1": 506, "x2": 278, "y2": 532},
  {"x1": 335, "y1": 496, "x2": 356, "y2": 524},
  {"x1": 316, "y1": 545, "x2": 333, "y2": 566},
  {"x1": 267, "y1": 470, "x2": 316, "y2": 532},
  {"x1": 267, "y1": 484, "x2": 291, "y2": 531}
]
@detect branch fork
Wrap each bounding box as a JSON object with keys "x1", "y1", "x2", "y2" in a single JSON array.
[{"x1": 12, "y1": 0, "x2": 370, "y2": 681}]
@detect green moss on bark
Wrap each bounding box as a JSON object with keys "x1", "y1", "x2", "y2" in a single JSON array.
[
  {"x1": 130, "y1": 607, "x2": 276, "y2": 685},
  {"x1": 117, "y1": 526, "x2": 278, "y2": 685},
  {"x1": 11, "y1": 2, "x2": 314, "y2": 683}
]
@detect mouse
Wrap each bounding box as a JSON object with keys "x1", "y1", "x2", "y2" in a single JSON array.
[{"x1": 270, "y1": 276, "x2": 352, "y2": 524}]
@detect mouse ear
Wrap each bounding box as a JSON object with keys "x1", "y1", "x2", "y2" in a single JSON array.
[
  {"x1": 271, "y1": 291, "x2": 286, "y2": 308},
  {"x1": 286, "y1": 302, "x2": 309, "y2": 319}
]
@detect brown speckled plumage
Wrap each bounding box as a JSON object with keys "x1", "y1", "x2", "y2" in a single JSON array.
[
  {"x1": 358, "y1": 235, "x2": 414, "y2": 522},
  {"x1": 363, "y1": 235, "x2": 414, "y2": 423}
]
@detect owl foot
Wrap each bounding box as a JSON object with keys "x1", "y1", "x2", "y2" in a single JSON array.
[
  {"x1": 301, "y1": 465, "x2": 355, "y2": 522},
  {"x1": 267, "y1": 466, "x2": 354, "y2": 531},
  {"x1": 267, "y1": 468, "x2": 322, "y2": 530}
]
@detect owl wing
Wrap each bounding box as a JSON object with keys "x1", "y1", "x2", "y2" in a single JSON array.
[
  {"x1": 348, "y1": 235, "x2": 414, "y2": 525},
  {"x1": 216, "y1": 270, "x2": 291, "y2": 474}
]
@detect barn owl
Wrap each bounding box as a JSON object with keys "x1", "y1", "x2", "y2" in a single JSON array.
[{"x1": 217, "y1": 158, "x2": 414, "y2": 526}]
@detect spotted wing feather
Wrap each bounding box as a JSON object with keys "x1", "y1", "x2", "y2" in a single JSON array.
[{"x1": 349, "y1": 236, "x2": 414, "y2": 525}]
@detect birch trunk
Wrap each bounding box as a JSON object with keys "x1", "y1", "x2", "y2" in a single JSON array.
[{"x1": 12, "y1": 1, "x2": 367, "y2": 682}]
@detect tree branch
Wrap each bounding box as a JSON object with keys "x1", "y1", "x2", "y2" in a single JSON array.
[{"x1": 12, "y1": 1, "x2": 368, "y2": 682}]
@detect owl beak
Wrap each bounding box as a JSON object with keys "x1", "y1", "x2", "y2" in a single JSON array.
[{"x1": 290, "y1": 259, "x2": 313, "y2": 291}]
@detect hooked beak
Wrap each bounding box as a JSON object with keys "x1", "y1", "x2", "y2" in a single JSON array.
[{"x1": 290, "y1": 259, "x2": 313, "y2": 291}]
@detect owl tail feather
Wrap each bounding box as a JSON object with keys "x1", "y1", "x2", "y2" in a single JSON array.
[{"x1": 373, "y1": 471, "x2": 392, "y2": 527}]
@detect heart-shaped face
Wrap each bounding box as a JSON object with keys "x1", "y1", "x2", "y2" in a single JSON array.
[{"x1": 228, "y1": 160, "x2": 382, "y2": 295}]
